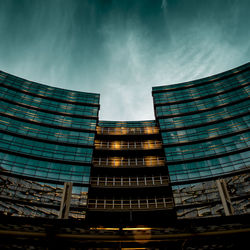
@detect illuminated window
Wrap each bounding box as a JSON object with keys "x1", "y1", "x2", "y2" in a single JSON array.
[
  {"x1": 96, "y1": 126, "x2": 102, "y2": 134},
  {"x1": 109, "y1": 157, "x2": 121, "y2": 167},
  {"x1": 111, "y1": 141, "x2": 121, "y2": 150},
  {"x1": 120, "y1": 127, "x2": 127, "y2": 135}
]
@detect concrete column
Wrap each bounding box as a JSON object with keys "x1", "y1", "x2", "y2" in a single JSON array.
[
  {"x1": 58, "y1": 182, "x2": 73, "y2": 219},
  {"x1": 216, "y1": 179, "x2": 234, "y2": 216}
]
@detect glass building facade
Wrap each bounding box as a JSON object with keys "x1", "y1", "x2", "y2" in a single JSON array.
[
  {"x1": 152, "y1": 62, "x2": 250, "y2": 218},
  {"x1": 0, "y1": 70, "x2": 100, "y2": 218},
  {"x1": 0, "y1": 62, "x2": 249, "y2": 223}
]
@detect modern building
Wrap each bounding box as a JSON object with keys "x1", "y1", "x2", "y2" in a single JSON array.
[
  {"x1": 152, "y1": 62, "x2": 249, "y2": 219},
  {"x1": 0, "y1": 62, "x2": 249, "y2": 248},
  {"x1": 0, "y1": 70, "x2": 100, "y2": 219},
  {"x1": 87, "y1": 120, "x2": 175, "y2": 225}
]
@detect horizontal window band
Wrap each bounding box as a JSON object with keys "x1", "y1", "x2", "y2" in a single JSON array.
[
  {"x1": 165, "y1": 147, "x2": 250, "y2": 165},
  {"x1": 0, "y1": 128, "x2": 95, "y2": 148},
  {"x1": 0, "y1": 148, "x2": 93, "y2": 166},
  {"x1": 98, "y1": 121, "x2": 157, "y2": 127},
  {"x1": 93, "y1": 149, "x2": 165, "y2": 158},
  {"x1": 175, "y1": 194, "x2": 250, "y2": 210},
  {"x1": 0, "y1": 112, "x2": 96, "y2": 133},
  {"x1": 0, "y1": 195, "x2": 61, "y2": 209},
  {"x1": 0, "y1": 170, "x2": 91, "y2": 187},
  {"x1": 0, "y1": 97, "x2": 98, "y2": 120},
  {"x1": 0, "y1": 82, "x2": 100, "y2": 108},
  {"x1": 0, "y1": 195, "x2": 87, "y2": 211},
  {"x1": 170, "y1": 168, "x2": 250, "y2": 186},
  {"x1": 152, "y1": 65, "x2": 249, "y2": 94},
  {"x1": 95, "y1": 133, "x2": 161, "y2": 140},
  {"x1": 92, "y1": 165, "x2": 166, "y2": 170},
  {"x1": 158, "y1": 111, "x2": 250, "y2": 132},
  {"x1": 163, "y1": 128, "x2": 250, "y2": 147},
  {"x1": 156, "y1": 96, "x2": 249, "y2": 119},
  {"x1": 95, "y1": 144, "x2": 162, "y2": 152},
  {"x1": 90, "y1": 165, "x2": 169, "y2": 175},
  {"x1": 175, "y1": 199, "x2": 221, "y2": 210},
  {"x1": 153, "y1": 81, "x2": 249, "y2": 107},
  {"x1": 0, "y1": 87, "x2": 99, "y2": 117}
]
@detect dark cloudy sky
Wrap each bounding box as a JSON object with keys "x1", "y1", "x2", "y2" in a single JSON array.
[{"x1": 0, "y1": 0, "x2": 249, "y2": 120}]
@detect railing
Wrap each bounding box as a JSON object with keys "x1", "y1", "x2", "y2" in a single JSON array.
[
  {"x1": 95, "y1": 140, "x2": 162, "y2": 150},
  {"x1": 92, "y1": 156, "x2": 166, "y2": 168},
  {"x1": 91, "y1": 175, "x2": 169, "y2": 187},
  {"x1": 88, "y1": 197, "x2": 174, "y2": 210},
  {"x1": 96, "y1": 126, "x2": 159, "y2": 135}
]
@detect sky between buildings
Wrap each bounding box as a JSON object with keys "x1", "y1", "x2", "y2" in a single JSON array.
[{"x1": 0, "y1": 0, "x2": 249, "y2": 121}]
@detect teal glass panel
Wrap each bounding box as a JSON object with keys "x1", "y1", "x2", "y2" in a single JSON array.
[
  {"x1": 153, "y1": 69, "x2": 249, "y2": 104},
  {"x1": 0, "y1": 71, "x2": 100, "y2": 105},
  {"x1": 168, "y1": 151, "x2": 250, "y2": 183},
  {"x1": 0, "y1": 86, "x2": 99, "y2": 117},
  {"x1": 99, "y1": 120, "x2": 156, "y2": 127},
  {"x1": 164, "y1": 131, "x2": 250, "y2": 162},
  {"x1": 0, "y1": 132, "x2": 93, "y2": 163},
  {"x1": 155, "y1": 85, "x2": 249, "y2": 116},
  {"x1": 0, "y1": 100, "x2": 97, "y2": 130},
  {"x1": 158, "y1": 100, "x2": 249, "y2": 129},
  {"x1": 0, "y1": 152, "x2": 91, "y2": 183},
  {"x1": 152, "y1": 63, "x2": 249, "y2": 93}
]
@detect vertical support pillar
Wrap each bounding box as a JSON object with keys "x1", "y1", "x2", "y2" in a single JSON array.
[
  {"x1": 216, "y1": 179, "x2": 234, "y2": 216},
  {"x1": 129, "y1": 211, "x2": 133, "y2": 222},
  {"x1": 58, "y1": 182, "x2": 73, "y2": 219}
]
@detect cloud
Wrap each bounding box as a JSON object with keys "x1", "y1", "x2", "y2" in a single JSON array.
[
  {"x1": 0, "y1": 0, "x2": 249, "y2": 121},
  {"x1": 161, "y1": 0, "x2": 167, "y2": 10}
]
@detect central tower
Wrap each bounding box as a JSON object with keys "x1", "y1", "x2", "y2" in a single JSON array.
[{"x1": 87, "y1": 120, "x2": 175, "y2": 225}]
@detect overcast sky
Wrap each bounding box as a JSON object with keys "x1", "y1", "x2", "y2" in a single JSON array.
[{"x1": 0, "y1": 0, "x2": 249, "y2": 121}]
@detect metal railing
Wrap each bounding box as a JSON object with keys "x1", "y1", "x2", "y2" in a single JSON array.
[
  {"x1": 92, "y1": 156, "x2": 166, "y2": 168},
  {"x1": 96, "y1": 126, "x2": 159, "y2": 135},
  {"x1": 95, "y1": 140, "x2": 162, "y2": 150},
  {"x1": 88, "y1": 197, "x2": 174, "y2": 210},
  {"x1": 91, "y1": 175, "x2": 169, "y2": 187}
]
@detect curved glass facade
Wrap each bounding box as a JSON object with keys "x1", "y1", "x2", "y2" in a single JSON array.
[
  {"x1": 0, "y1": 62, "x2": 249, "y2": 221},
  {"x1": 1, "y1": 71, "x2": 100, "y2": 104},
  {"x1": 0, "y1": 70, "x2": 99, "y2": 219},
  {"x1": 153, "y1": 62, "x2": 249, "y2": 92},
  {"x1": 152, "y1": 63, "x2": 250, "y2": 219},
  {"x1": 161, "y1": 116, "x2": 249, "y2": 144},
  {"x1": 0, "y1": 115, "x2": 94, "y2": 145},
  {"x1": 0, "y1": 101, "x2": 97, "y2": 130},
  {"x1": 156, "y1": 85, "x2": 249, "y2": 116},
  {"x1": 153, "y1": 62, "x2": 250, "y2": 184},
  {"x1": 0, "y1": 85, "x2": 99, "y2": 117}
]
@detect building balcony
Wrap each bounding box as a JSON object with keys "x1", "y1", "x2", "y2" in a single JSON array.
[
  {"x1": 96, "y1": 126, "x2": 159, "y2": 136},
  {"x1": 90, "y1": 175, "x2": 169, "y2": 188},
  {"x1": 95, "y1": 140, "x2": 162, "y2": 150},
  {"x1": 92, "y1": 156, "x2": 166, "y2": 168},
  {"x1": 88, "y1": 197, "x2": 174, "y2": 210}
]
